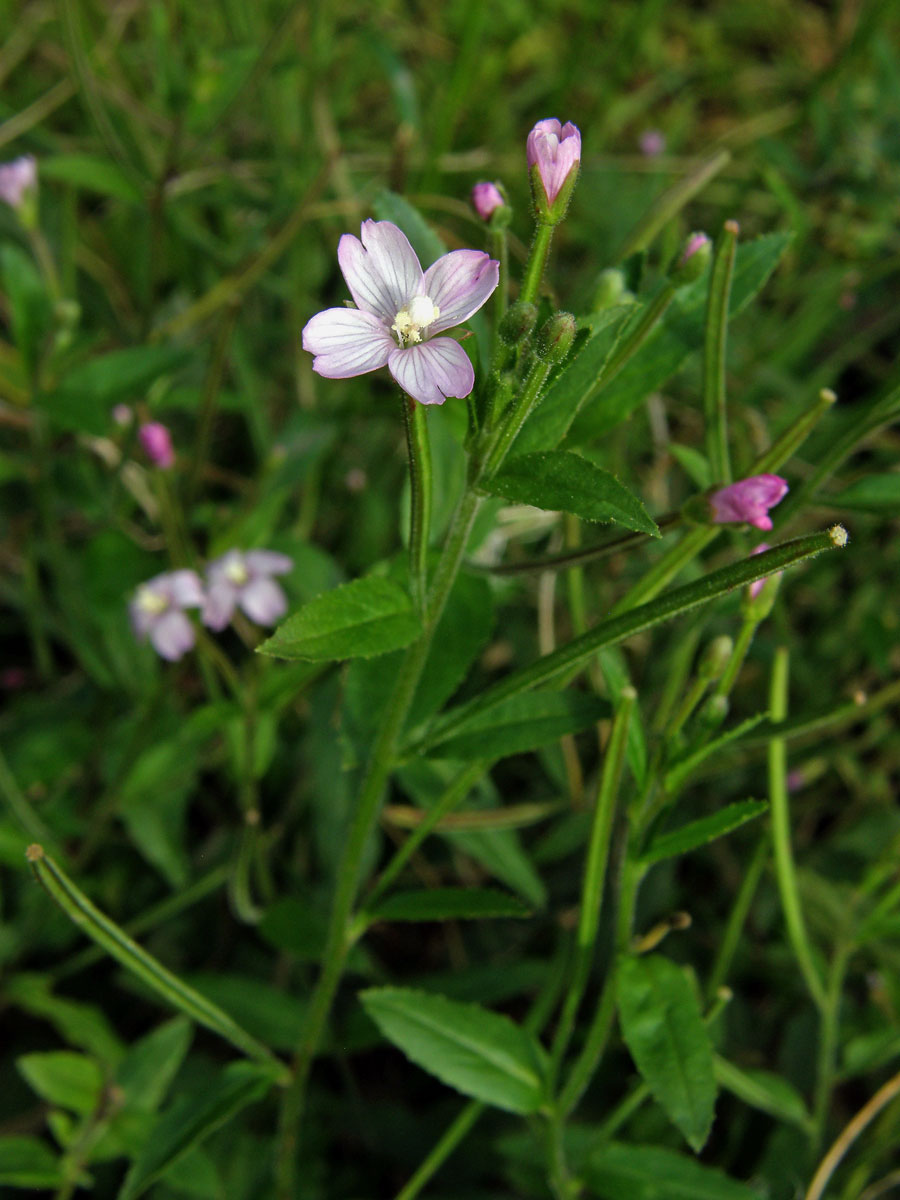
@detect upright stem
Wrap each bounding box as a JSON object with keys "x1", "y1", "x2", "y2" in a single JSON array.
[
  {"x1": 768, "y1": 647, "x2": 827, "y2": 1011},
  {"x1": 703, "y1": 220, "x2": 738, "y2": 483},
  {"x1": 519, "y1": 222, "x2": 554, "y2": 306},
  {"x1": 481, "y1": 356, "x2": 553, "y2": 477},
  {"x1": 705, "y1": 834, "x2": 768, "y2": 1002},
  {"x1": 489, "y1": 224, "x2": 509, "y2": 359},
  {"x1": 275, "y1": 486, "x2": 482, "y2": 1197},
  {"x1": 402, "y1": 396, "x2": 433, "y2": 615}
]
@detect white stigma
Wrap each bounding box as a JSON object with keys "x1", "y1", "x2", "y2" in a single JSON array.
[
  {"x1": 392, "y1": 295, "x2": 440, "y2": 347},
  {"x1": 224, "y1": 559, "x2": 250, "y2": 586},
  {"x1": 137, "y1": 587, "x2": 169, "y2": 616}
]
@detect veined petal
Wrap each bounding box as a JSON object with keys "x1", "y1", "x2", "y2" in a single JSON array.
[
  {"x1": 150, "y1": 610, "x2": 196, "y2": 661},
  {"x1": 337, "y1": 220, "x2": 424, "y2": 322},
  {"x1": 388, "y1": 339, "x2": 475, "y2": 406},
  {"x1": 240, "y1": 578, "x2": 288, "y2": 626},
  {"x1": 166, "y1": 569, "x2": 204, "y2": 608},
  {"x1": 422, "y1": 251, "x2": 499, "y2": 333},
  {"x1": 244, "y1": 550, "x2": 293, "y2": 577},
  {"x1": 302, "y1": 307, "x2": 394, "y2": 378}
]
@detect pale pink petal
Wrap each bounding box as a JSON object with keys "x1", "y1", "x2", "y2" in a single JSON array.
[
  {"x1": 129, "y1": 597, "x2": 155, "y2": 639},
  {"x1": 422, "y1": 251, "x2": 499, "y2": 333},
  {"x1": 239, "y1": 578, "x2": 287, "y2": 626},
  {"x1": 337, "y1": 220, "x2": 423, "y2": 322},
  {"x1": 245, "y1": 550, "x2": 293, "y2": 576},
  {"x1": 166, "y1": 569, "x2": 204, "y2": 608},
  {"x1": 202, "y1": 580, "x2": 238, "y2": 631},
  {"x1": 527, "y1": 119, "x2": 582, "y2": 206},
  {"x1": 388, "y1": 339, "x2": 475, "y2": 406},
  {"x1": 302, "y1": 307, "x2": 394, "y2": 378},
  {"x1": 150, "y1": 610, "x2": 195, "y2": 661}
]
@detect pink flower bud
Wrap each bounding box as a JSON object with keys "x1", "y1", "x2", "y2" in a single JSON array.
[
  {"x1": 139, "y1": 422, "x2": 175, "y2": 469},
  {"x1": 680, "y1": 231, "x2": 710, "y2": 264},
  {"x1": 471, "y1": 181, "x2": 505, "y2": 221},
  {"x1": 0, "y1": 155, "x2": 37, "y2": 211},
  {"x1": 639, "y1": 130, "x2": 666, "y2": 157},
  {"x1": 112, "y1": 404, "x2": 133, "y2": 427},
  {"x1": 527, "y1": 119, "x2": 581, "y2": 220},
  {"x1": 709, "y1": 475, "x2": 789, "y2": 531}
]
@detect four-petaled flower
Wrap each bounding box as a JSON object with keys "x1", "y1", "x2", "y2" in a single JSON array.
[
  {"x1": 130, "y1": 570, "x2": 204, "y2": 661},
  {"x1": 527, "y1": 119, "x2": 581, "y2": 211},
  {"x1": 709, "y1": 475, "x2": 789, "y2": 531},
  {"x1": 0, "y1": 155, "x2": 37, "y2": 211},
  {"x1": 202, "y1": 549, "x2": 293, "y2": 631},
  {"x1": 301, "y1": 220, "x2": 499, "y2": 406}
]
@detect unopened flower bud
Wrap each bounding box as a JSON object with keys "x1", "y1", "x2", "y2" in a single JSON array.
[
  {"x1": 537, "y1": 312, "x2": 576, "y2": 363},
  {"x1": 593, "y1": 268, "x2": 629, "y2": 311},
  {"x1": 709, "y1": 475, "x2": 789, "y2": 531},
  {"x1": 698, "y1": 635, "x2": 733, "y2": 681},
  {"x1": 670, "y1": 231, "x2": 711, "y2": 284},
  {"x1": 698, "y1": 693, "x2": 729, "y2": 731},
  {"x1": 639, "y1": 130, "x2": 666, "y2": 158},
  {"x1": 527, "y1": 118, "x2": 581, "y2": 225},
  {"x1": 112, "y1": 404, "x2": 133, "y2": 427},
  {"x1": 471, "y1": 181, "x2": 507, "y2": 222},
  {"x1": 499, "y1": 300, "x2": 538, "y2": 347},
  {"x1": 139, "y1": 422, "x2": 175, "y2": 469},
  {"x1": 0, "y1": 155, "x2": 38, "y2": 226}
]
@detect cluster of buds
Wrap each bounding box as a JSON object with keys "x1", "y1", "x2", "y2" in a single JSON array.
[{"x1": 130, "y1": 550, "x2": 293, "y2": 662}]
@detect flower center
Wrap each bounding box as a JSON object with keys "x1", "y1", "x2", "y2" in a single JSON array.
[
  {"x1": 224, "y1": 560, "x2": 250, "y2": 586},
  {"x1": 137, "y1": 587, "x2": 169, "y2": 616},
  {"x1": 391, "y1": 295, "x2": 440, "y2": 347}
]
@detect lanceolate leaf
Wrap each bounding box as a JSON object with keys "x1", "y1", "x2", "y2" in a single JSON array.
[
  {"x1": 0, "y1": 1138, "x2": 65, "y2": 1189},
  {"x1": 640, "y1": 800, "x2": 768, "y2": 865},
  {"x1": 426, "y1": 691, "x2": 610, "y2": 761},
  {"x1": 359, "y1": 987, "x2": 546, "y2": 1114},
  {"x1": 488, "y1": 451, "x2": 659, "y2": 537},
  {"x1": 259, "y1": 575, "x2": 421, "y2": 661},
  {"x1": 363, "y1": 887, "x2": 531, "y2": 924},
  {"x1": 117, "y1": 1062, "x2": 277, "y2": 1200},
  {"x1": 584, "y1": 1143, "x2": 763, "y2": 1200},
  {"x1": 616, "y1": 955, "x2": 717, "y2": 1151},
  {"x1": 714, "y1": 1056, "x2": 812, "y2": 1132}
]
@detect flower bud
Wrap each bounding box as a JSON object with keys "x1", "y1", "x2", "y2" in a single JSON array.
[
  {"x1": 536, "y1": 312, "x2": 576, "y2": 363},
  {"x1": 698, "y1": 635, "x2": 734, "y2": 681},
  {"x1": 639, "y1": 130, "x2": 666, "y2": 158},
  {"x1": 139, "y1": 422, "x2": 175, "y2": 469},
  {"x1": 593, "y1": 268, "x2": 629, "y2": 311},
  {"x1": 499, "y1": 300, "x2": 538, "y2": 347},
  {"x1": 471, "y1": 181, "x2": 506, "y2": 222},
  {"x1": 527, "y1": 118, "x2": 581, "y2": 225},
  {"x1": 698, "y1": 693, "x2": 729, "y2": 732},
  {"x1": 670, "y1": 231, "x2": 711, "y2": 285},
  {"x1": 708, "y1": 475, "x2": 789, "y2": 531},
  {"x1": 0, "y1": 155, "x2": 38, "y2": 226},
  {"x1": 112, "y1": 404, "x2": 133, "y2": 427}
]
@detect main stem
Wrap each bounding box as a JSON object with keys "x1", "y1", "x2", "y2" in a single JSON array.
[
  {"x1": 275, "y1": 484, "x2": 482, "y2": 1197},
  {"x1": 402, "y1": 395, "x2": 433, "y2": 615}
]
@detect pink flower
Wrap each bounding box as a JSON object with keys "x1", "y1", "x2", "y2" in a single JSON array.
[
  {"x1": 302, "y1": 221, "x2": 498, "y2": 406},
  {"x1": 527, "y1": 118, "x2": 581, "y2": 208},
  {"x1": 130, "y1": 570, "x2": 204, "y2": 661},
  {"x1": 471, "y1": 181, "x2": 505, "y2": 220},
  {"x1": 639, "y1": 130, "x2": 666, "y2": 157},
  {"x1": 202, "y1": 549, "x2": 293, "y2": 631},
  {"x1": 709, "y1": 475, "x2": 789, "y2": 531},
  {"x1": 0, "y1": 155, "x2": 37, "y2": 211},
  {"x1": 139, "y1": 422, "x2": 175, "y2": 469}
]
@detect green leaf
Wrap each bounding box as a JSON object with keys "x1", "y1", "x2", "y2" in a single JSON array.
[
  {"x1": 359, "y1": 987, "x2": 546, "y2": 1114},
  {"x1": 714, "y1": 1056, "x2": 812, "y2": 1132},
  {"x1": 640, "y1": 801, "x2": 768, "y2": 865},
  {"x1": 584, "y1": 1143, "x2": 763, "y2": 1200},
  {"x1": 5, "y1": 974, "x2": 125, "y2": 1066},
  {"x1": 664, "y1": 714, "x2": 767, "y2": 794},
  {"x1": 117, "y1": 1061, "x2": 275, "y2": 1200},
  {"x1": 488, "y1": 451, "x2": 659, "y2": 536},
  {"x1": 187, "y1": 973, "x2": 305, "y2": 1051},
  {"x1": 426, "y1": 691, "x2": 610, "y2": 761},
  {"x1": 40, "y1": 154, "x2": 143, "y2": 203},
  {"x1": 824, "y1": 473, "x2": 900, "y2": 513},
  {"x1": 513, "y1": 305, "x2": 635, "y2": 454},
  {"x1": 17, "y1": 1051, "x2": 103, "y2": 1115},
  {"x1": 116, "y1": 1018, "x2": 193, "y2": 1112},
  {"x1": 567, "y1": 233, "x2": 793, "y2": 443},
  {"x1": 364, "y1": 887, "x2": 531, "y2": 923},
  {"x1": 259, "y1": 575, "x2": 421, "y2": 661},
  {"x1": 42, "y1": 345, "x2": 194, "y2": 435},
  {"x1": 616, "y1": 955, "x2": 716, "y2": 1151},
  {"x1": 373, "y1": 189, "x2": 445, "y2": 267},
  {"x1": 0, "y1": 1137, "x2": 65, "y2": 1189},
  {"x1": 0, "y1": 244, "x2": 52, "y2": 376}
]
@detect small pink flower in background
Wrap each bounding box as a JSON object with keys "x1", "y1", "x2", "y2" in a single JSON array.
[
  {"x1": 639, "y1": 129, "x2": 666, "y2": 157},
  {"x1": 471, "y1": 181, "x2": 505, "y2": 221},
  {"x1": 747, "y1": 542, "x2": 785, "y2": 600},
  {"x1": 302, "y1": 220, "x2": 498, "y2": 406},
  {"x1": 709, "y1": 475, "x2": 789, "y2": 531},
  {"x1": 202, "y1": 549, "x2": 293, "y2": 631},
  {"x1": 527, "y1": 118, "x2": 581, "y2": 208},
  {"x1": 130, "y1": 570, "x2": 204, "y2": 661},
  {"x1": 0, "y1": 154, "x2": 37, "y2": 211},
  {"x1": 139, "y1": 422, "x2": 175, "y2": 468},
  {"x1": 113, "y1": 404, "x2": 133, "y2": 427}
]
